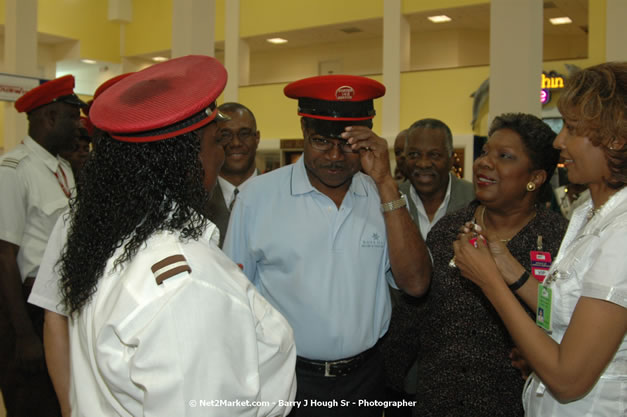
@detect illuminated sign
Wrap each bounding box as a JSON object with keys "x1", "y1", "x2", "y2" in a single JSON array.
[
  {"x1": 540, "y1": 72, "x2": 563, "y2": 104},
  {"x1": 541, "y1": 73, "x2": 564, "y2": 89}
]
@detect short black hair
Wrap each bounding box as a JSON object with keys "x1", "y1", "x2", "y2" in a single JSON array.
[
  {"x1": 488, "y1": 113, "x2": 559, "y2": 202},
  {"x1": 218, "y1": 102, "x2": 257, "y2": 128},
  {"x1": 409, "y1": 118, "x2": 453, "y2": 156}
]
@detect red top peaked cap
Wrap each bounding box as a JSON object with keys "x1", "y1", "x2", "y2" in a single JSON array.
[
  {"x1": 15, "y1": 74, "x2": 86, "y2": 113},
  {"x1": 90, "y1": 55, "x2": 228, "y2": 142},
  {"x1": 284, "y1": 75, "x2": 385, "y2": 121}
]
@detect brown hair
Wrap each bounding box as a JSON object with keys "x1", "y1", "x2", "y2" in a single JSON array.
[{"x1": 558, "y1": 62, "x2": 627, "y2": 188}]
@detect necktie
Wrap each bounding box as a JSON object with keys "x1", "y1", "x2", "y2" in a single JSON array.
[{"x1": 229, "y1": 188, "x2": 239, "y2": 211}]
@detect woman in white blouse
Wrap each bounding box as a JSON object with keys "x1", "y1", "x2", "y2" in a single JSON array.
[{"x1": 453, "y1": 62, "x2": 626, "y2": 416}]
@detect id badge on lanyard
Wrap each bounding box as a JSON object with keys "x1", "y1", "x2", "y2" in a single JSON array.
[
  {"x1": 533, "y1": 236, "x2": 552, "y2": 331},
  {"x1": 530, "y1": 236, "x2": 551, "y2": 282},
  {"x1": 536, "y1": 284, "x2": 552, "y2": 332}
]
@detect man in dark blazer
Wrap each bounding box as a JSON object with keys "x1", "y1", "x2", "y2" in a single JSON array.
[
  {"x1": 382, "y1": 118, "x2": 475, "y2": 417},
  {"x1": 209, "y1": 102, "x2": 260, "y2": 247},
  {"x1": 400, "y1": 118, "x2": 474, "y2": 237}
]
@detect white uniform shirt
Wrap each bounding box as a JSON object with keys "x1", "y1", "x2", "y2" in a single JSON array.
[
  {"x1": 0, "y1": 136, "x2": 74, "y2": 280},
  {"x1": 28, "y1": 211, "x2": 69, "y2": 315},
  {"x1": 218, "y1": 169, "x2": 258, "y2": 209},
  {"x1": 408, "y1": 173, "x2": 452, "y2": 240},
  {"x1": 69, "y1": 223, "x2": 297, "y2": 417},
  {"x1": 523, "y1": 187, "x2": 627, "y2": 417}
]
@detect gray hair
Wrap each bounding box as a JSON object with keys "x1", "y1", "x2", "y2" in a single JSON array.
[{"x1": 408, "y1": 118, "x2": 453, "y2": 156}]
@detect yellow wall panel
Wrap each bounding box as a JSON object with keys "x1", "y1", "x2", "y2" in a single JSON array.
[
  {"x1": 125, "y1": 0, "x2": 225, "y2": 56},
  {"x1": 0, "y1": 0, "x2": 5, "y2": 25},
  {"x1": 215, "y1": 0, "x2": 225, "y2": 41},
  {"x1": 124, "y1": 0, "x2": 172, "y2": 56},
  {"x1": 400, "y1": 66, "x2": 489, "y2": 136},
  {"x1": 38, "y1": 0, "x2": 120, "y2": 62},
  {"x1": 403, "y1": 0, "x2": 487, "y2": 14},
  {"x1": 240, "y1": 0, "x2": 382, "y2": 38},
  {"x1": 238, "y1": 82, "x2": 299, "y2": 139}
]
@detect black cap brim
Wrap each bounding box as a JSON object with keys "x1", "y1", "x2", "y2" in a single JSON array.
[{"x1": 56, "y1": 94, "x2": 88, "y2": 108}]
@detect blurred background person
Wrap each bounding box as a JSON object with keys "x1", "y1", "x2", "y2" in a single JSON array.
[
  {"x1": 553, "y1": 181, "x2": 589, "y2": 220},
  {"x1": 393, "y1": 129, "x2": 408, "y2": 183},
  {"x1": 210, "y1": 102, "x2": 260, "y2": 248},
  {"x1": 59, "y1": 124, "x2": 90, "y2": 181},
  {"x1": 415, "y1": 113, "x2": 567, "y2": 416},
  {"x1": 454, "y1": 62, "x2": 626, "y2": 417},
  {"x1": 0, "y1": 75, "x2": 84, "y2": 417},
  {"x1": 58, "y1": 55, "x2": 296, "y2": 416}
]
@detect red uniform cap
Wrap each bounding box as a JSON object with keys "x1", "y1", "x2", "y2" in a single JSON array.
[
  {"x1": 94, "y1": 73, "x2": 135, "y2": 100},
  {"x1": 284, "y1": 75, "x2": 385, "y2": 121},
  {"x1": 90, "y1": 55, "x2": 229, "y2": 142},
  {"x1": 14, "y1": 74, "x2": 86, "y2": 113},
  {"x1": 83, "y1": 72, "x2": 134, "y2": 120}
]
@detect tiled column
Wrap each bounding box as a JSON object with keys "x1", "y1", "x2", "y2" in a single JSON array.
[
  {"x1": 171, "y1": 0, "x2": 216, "y2": 58},
  {"x1": 382, "y1": 0, "x2": 410, "y2": 143},
  {"x1": 3, "y1": 0, "x2": 37, "y2": 152},
  {"x1": 224, "y1": 0, "x2": 250, "y2": 102},
  {"x1": 489, "y1": 0, "x2": 543, "y2": 123},
  {"x1": 606, "y1": 0, "x2": 627, "y2": 61}
]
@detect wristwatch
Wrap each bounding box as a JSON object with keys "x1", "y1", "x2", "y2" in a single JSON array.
[{"x1": 380, "y1": 193, "x2": 407, "y2": 213}]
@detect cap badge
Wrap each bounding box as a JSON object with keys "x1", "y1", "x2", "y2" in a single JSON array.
[{"x1": 335, "y1": 85, "x2": 354, "y2": 101}]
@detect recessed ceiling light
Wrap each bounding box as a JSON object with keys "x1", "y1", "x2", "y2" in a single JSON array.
[
  {"x1": 152, "y1": 56, "x2": 168, "y2": 62},
  {"x1": 266, "y1": 38, "x2": 288, "y2": 44},
  {"x1": 427, "y1": 15, "x2": 452, "y2": 23},
  {"x1": 550, "y1": 16, "x2": 572, "y2": 25},
  {"x1": 81, "y1": 59, "x2": 97, "y2": 64}
]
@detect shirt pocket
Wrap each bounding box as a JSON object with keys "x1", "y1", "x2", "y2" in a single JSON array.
[{"x1": 36, "y1": 198, "x2": 68, "y2": 236}]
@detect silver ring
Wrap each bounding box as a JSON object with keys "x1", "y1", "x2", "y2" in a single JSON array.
[{"x1": 448, "y1": 257, "x2": 457, "y2": 268}]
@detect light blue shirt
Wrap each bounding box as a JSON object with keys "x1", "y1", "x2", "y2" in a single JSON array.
[{"x1": 223, "y1": 157, "x2": 393, "y2": 361}]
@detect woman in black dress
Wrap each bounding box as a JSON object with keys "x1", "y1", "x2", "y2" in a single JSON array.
[{"x1": 414, "y1": 113, "x2": 567, "y2": 416}]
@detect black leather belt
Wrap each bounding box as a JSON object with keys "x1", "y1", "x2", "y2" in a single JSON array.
[{"x1": 296, "y1": 342, "x2": 379, "y2": 378}]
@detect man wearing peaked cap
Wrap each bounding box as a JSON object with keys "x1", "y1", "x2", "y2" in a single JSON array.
[
  {"x1": 223, "y1": 75, "x2": 431, "y2": 417},
  {"x1": 0, "y1": 74, "x2": 85, "y2": 417},
  {"x1": 26, "y1": 72, "x2": 133, "y2": 417},
  {"x1": 56, "y1": 55, "x2": 296, "y2": 416}
]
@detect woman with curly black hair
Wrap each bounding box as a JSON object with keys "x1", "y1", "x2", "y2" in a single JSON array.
[{"x1": 58, "y1": 55, "x2": 296, "y2": 416}]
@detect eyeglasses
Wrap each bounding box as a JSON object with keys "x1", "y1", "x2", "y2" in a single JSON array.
[
  {"x1": 309, "y1": 137, "x2": 356, "y2": 153},
  {"x1": 219, "y1": 128, "x2": 255, "y2": 142}
]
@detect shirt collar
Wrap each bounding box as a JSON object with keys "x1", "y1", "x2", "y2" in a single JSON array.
[
  {"x1": 290, "y1": 155, "x2": 368, "y2": 198},
  {"x1": 23, "y1": 136, "x2": 61, "y2": 173},
  {"x1": 218, "y1": 169, "x2": 258, "y2": 205},
  {"x1": 202, "y1": 221, "x2": 221, "y2": 246},
  {"x1": 409, "y1": 172, "x2": 453, "y2": 211}
]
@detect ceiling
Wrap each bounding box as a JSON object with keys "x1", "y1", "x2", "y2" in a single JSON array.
[
  {"x1": 242, "y1": 0, "x2": 588, "y2": 52},
  {"x1": 54, "y1": 0, "x2": 590, "y2": 90}
]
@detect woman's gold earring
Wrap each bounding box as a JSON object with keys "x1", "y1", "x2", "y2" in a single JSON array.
[{"x1": 526, "y1": 182, "x2": 536, "y2": 192}]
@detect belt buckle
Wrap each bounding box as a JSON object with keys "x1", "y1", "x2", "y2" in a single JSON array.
[{"x1": 324, "y1": 361, "x2": 336, "y2": 378}]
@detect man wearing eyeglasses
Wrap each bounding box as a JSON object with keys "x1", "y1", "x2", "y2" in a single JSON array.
[
  {"x1": 223, "y1": 75, "x2": 431, "y2": 417},
  {"x1": 209, "y1": 102, "x2": 260, "y2": 247}
]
